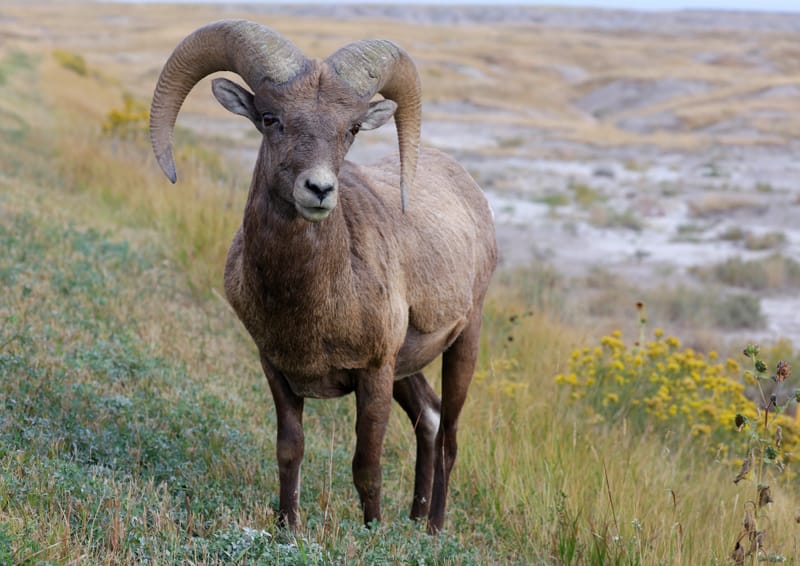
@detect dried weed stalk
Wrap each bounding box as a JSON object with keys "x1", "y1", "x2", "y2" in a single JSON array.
[{"x1": 730, "y1": 344, "x2": 794, "y2": 565}]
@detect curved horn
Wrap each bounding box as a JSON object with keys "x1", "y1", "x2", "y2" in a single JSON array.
[
  {"x1": 326, "y1": 40, "x2": 421, "y2": 212},
  {"x1": 150, "y1": 19, "x2": 308, "y2": 183}
]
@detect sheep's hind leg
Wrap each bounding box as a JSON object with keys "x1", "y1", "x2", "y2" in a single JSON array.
[
  {"x1": 261, "y1": 356, "x2": 305, "y2": 531},
  {"x1": 427, "y1": 309, "x2": 482, "y2": 534},
  {"x1": 352, "y1": 365, "x2": 394, "y2": 526},
  {"x1": 393, "y1": 372, "x2": 441, "y2": 520}
]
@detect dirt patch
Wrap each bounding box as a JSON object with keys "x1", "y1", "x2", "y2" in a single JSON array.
[{"x1": 575, "y1": 78, "x2": 711, "y2": 119}]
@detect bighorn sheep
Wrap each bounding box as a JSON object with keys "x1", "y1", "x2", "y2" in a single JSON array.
[{"x1": 149, "y1": 19, "x2": 497, "y2": 534}]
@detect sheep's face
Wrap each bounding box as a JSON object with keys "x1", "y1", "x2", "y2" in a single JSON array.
[{"x1": 212, "y1": 69, "x2": 397, "y2": 222}]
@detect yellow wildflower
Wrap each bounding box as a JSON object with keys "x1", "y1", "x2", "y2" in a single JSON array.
[{"x1": 725, "y1": 358, "x2": 740, "y2": 373}]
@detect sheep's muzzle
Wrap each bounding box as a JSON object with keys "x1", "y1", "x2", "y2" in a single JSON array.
[{"x1": 292, "y1": 166, "x2": 339, "y2": 221}]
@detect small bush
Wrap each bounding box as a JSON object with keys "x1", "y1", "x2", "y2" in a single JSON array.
[
  {"x1": 496, "y1": 135, "x2": 525, "y2": 149},
  {"x1": 589, "y1": 206, "x2": 643, "y2": 231},
  {"x1": 537, "y1": 191, "x2": 570, "y2": 208},
  {"x1": 53, "y1": 48, "x2": 88, "y2": 76},
  {"x1": 102, "y1": 93, "x2": 149, "y2": 139},
  {"x1": 649, "y1": 285, "x2": 763, "y2": 330},
  {"x1": 691, "y1": 254, "x2": 800, "y2": 291},
  {"x1": 718, "y1": 226, "x2": 745, "y2": 241},
  {"x1": 569, "y1": 182, "x2": 605, "y2": 208},
  {"x1": 712, "y1": 293, "x2": 762, "y2": 329},
  {"x1": 744, "y1": 230, "x2": 786, "y2": 251},
  {"x1": 688, "y1": 194, "x2": 763, "y2": 218},
  {"x1": 674, "y1": 222, "x2": 707, "y2": 242}
]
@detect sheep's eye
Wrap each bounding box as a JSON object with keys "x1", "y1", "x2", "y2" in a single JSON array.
[
  {"x1": 349, "y1": 123, "x2": 361, "y2": 136},
  {"x1": 262, "y1": 113, "x2": 279, "y2": 128}
]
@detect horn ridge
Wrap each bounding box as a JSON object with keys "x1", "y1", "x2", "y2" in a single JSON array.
[
  {"x1": 149, "y1": 19, "x2": 308, "y2": 182},
  {"x1": 326, "y1": 40, "x2": 421, "y2": 212}
]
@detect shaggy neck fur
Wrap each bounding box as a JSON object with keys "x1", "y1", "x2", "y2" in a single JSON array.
[{"x1": 241, "y1": 166, "x2": 355, "y2": 318}]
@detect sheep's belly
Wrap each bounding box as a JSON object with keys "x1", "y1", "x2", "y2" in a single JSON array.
[
  {"x1": 394, "y1": 318, "x2": 466, "y2": 379},
  {"x1": 281, "y1": 367, "x2": 357, "y2": 399},
  {"x1": 270, "y1": 317, "x2": 464, "y2": 398}
]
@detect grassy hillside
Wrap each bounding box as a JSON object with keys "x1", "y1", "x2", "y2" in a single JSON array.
[{"x1": 2, "y1": 3, "x2": 800, "y2": 564}]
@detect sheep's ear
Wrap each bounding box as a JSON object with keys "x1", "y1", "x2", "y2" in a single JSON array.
[
  {"x1": 211, "y1": 78, "x2": 261, "y2": 130},
  {"x1": 360, "y1": 99, "x2": 397, "y2": 131}
]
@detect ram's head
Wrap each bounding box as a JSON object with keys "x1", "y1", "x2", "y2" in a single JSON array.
[{"x1": 149, "y1": 20, "x2": 421, "y2": 219}]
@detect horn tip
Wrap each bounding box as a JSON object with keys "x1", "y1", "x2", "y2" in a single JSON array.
[{"x1": 157, "y1": 153, "x2": 178, "y2": 184}]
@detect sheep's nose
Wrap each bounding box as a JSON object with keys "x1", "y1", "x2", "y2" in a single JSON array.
[{"x1": 305, "y1": 179, "x2": 335, "y2": 202}]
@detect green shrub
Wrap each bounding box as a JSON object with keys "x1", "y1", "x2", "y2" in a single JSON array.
[{"x1": 53, "y1": 48, "x2": 88, "y2": 76}]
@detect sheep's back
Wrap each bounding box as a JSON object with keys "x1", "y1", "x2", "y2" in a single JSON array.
[{"x1": 340, "y1": 148, "x2": 497, "y2": 335}]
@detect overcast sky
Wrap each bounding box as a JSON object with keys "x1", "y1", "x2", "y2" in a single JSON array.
[
  {"x1": 116, "y1": 0, "x2": 800, "y2": 11},
  {"x1": 534, "y1": 0, "x2": 800, "y2": 10}
]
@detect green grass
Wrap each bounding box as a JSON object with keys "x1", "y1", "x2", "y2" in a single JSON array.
[{"x1": 0, "y1": 202, "x2": 492, "y2": 564}]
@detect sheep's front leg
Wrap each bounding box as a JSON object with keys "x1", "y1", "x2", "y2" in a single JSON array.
[
  {"x1": 261, "y1": 356, "x2": 305, "y2": 531},
  {"x1": 352, "y1": 365, "x2": 394, "y2": 526}
]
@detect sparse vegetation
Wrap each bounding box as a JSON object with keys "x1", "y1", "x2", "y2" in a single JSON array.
[
  {"x1": 716, "y1": 227, "x2": 785, "y2": 250},
  {"x1": 651, "y1": 285, "x2": 763, "y2": 330},
  {"x1": 719, "y1": 225, "x2": 746, "y2": 241},
  {"x1": 496, "y1": 135, "x2": 525, "y2": 149},
  {"x1": 691, "y1": 254, "x2": 800, "y2": 291},
  {"x1": 589, "y1": 205, "x2": 644, "y2": 231},
  {"x1": 688, "y1": 194, "x2": 764, "y2": 218},
  {"x1": 569, "y1": 181, "x2": 605, "y2": 208},
  {"x1": 536, "y1": 191, "x2": 570, "y2": 208},
  {"x1": 674, "y1": 222, "x2": 708, "y2": 242},
  {"x1": 0, "y1": 50, "x2": 36, "y2": 86},
  {"x1": 744, "y1": 230, "x2": 786, "y2": 251}
]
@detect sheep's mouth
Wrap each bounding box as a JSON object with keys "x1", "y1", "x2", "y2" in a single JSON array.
[{"x1": 297, "y1": 204, "x2": 333, "y2": 222}]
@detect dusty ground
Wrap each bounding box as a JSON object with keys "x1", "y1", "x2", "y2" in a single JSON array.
[{"x1": 3, "y1": 1, "x2": 800, "y2": 344}]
